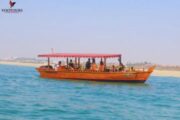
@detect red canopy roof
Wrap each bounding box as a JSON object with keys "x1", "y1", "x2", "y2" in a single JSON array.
[{"x1": 38, "y1": 53, "x2": 121, "y2": 58}]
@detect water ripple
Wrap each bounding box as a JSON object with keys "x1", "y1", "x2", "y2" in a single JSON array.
[{"x1": 0, "y1": 65, "x2": 180, "y2": 120}]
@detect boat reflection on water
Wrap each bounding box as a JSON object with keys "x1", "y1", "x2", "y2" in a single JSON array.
[{"x1": 40, "y1": 77, "x2": 150, "y2": 88}]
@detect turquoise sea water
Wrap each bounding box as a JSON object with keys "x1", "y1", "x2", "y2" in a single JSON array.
[{"x1": 0, "y1": 65, "x2": 179, "y2": 120}]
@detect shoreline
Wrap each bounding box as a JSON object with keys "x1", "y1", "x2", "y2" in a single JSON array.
[
  {"x1": 152, "y1": 70, "x2": 180, "y2": 78},
  {"x1": 0, "y1": 61, "x2": 44, "y2": 68},
  {"x1": 0, "y1": 61, "x2": 180, "y2": 78}
]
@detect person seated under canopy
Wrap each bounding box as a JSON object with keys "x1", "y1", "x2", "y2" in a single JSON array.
[
  {"x1": 69, "y1": 59, "x2": 74, "y2": 69},
  {"x1": 91, "y1": 58, "x2": 97, "y2": 71},
  {"x1": 99, "y1": 59, "x2": 105, "y2": 71},
  {"x1": 57, "y1": 61, "x2": 63, "y2": 70},
  {"x1": 85, "y1": 58, "x2": 91, "y2": 70},
  {"x1": 118, "y1": 63, "x2": 125, "y2": 71}
]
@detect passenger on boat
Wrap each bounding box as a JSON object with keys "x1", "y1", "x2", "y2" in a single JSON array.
[
  {"x1": 91, "y1": 58, "x2": 98, "y2": 71},
  {"x1": 58, "y1": 61, "x2": 62, "y2": 67},
  {"x1": 69, "y1": 59, "x2": 74, "y2": 69},
  {"x1": 119, "y1": 63, "x2": 125, "y2": 71},
  {"x1": 99, "y1": 59, "x2": 104, "y2": 71},
  {"x1": 79, "y1": 64, "x2": 83, "y2": 70},
  {"x1": 57, "y1": 61, "x2": 62, "y2": 70},
  {"x1": 112, "y1": 65, "x2": 116, "y2": 72},
  {"x1": 130, "y1": 66, "x2": 134, "y2": 71},
  {"x1": 85, "y1": 58, "x2": 91, "y2": 70}
]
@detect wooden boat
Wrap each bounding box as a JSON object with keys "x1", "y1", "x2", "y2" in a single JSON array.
[{"x1": 36, "y1": 53, "x2": 155, "y2": 83}]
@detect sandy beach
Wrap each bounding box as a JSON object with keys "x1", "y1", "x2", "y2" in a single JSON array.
[
  {"x1": 0, "y1": 61, "x2": 45, "y2": 68},
  {"x1": 152, "y1": 70, "x2": 180, "y2": 78},
  {"x1": 0, "y1": 61, "x2": 180, "y2": 78}
]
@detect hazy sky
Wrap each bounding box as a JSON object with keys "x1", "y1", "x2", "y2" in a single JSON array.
[{"x1": 0, "y1": 0, "x2": 180, "y2": 65}]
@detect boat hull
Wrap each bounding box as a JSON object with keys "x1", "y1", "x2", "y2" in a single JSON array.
[{"x1": 36, "y1": 67, "x2": 155, "y2": 83}]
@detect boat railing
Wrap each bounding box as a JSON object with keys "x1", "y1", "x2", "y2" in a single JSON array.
[
  {"x1": 38, "y1": 62, "x2": 156, "y2": 73},
  {"x1": 38, "y1": 65, "x2": 154, "y2": 73}
]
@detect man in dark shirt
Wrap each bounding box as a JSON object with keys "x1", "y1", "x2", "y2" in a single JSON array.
[
  {"x1": 85, "y1": 58, "x2": 91, "y2": 69},
  {"x1": 69, "y1": 59, "x2": 74, "y2": 68}
]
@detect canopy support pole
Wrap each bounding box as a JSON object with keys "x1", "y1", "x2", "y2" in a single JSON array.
[
  {"x1": 75, "y1": 57, "x2": 77, "y2": 67},
  {"x1": 48, "y1": 58, "x2": 50, "y2": 66},
  {"x1": 118, "y1": 56, "x2": 122, "y2": 65},
  {"x1": 78, "y1": 58, "x2": 80, "y2": 68},
  {"x1": 66, "y1": 58, "x2": 69, "y2": 68},
  {"x1": 104, "y1": 58, "x2": 106, "y2": 70}
]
